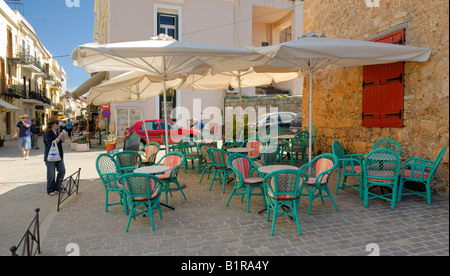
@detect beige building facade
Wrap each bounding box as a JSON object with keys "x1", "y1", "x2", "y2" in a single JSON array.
[
  {"x1": 302, "y1": 0, "x2": 449, "y2": 195},
  {"x1": 0, "y1": 0, "x2": 68, "y2": 139},
  {"x1": 93, "y1": 0, "x2": 303, "y2": 136}
]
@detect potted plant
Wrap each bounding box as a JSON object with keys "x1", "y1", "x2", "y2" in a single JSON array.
[
  {"x1": 104, "y1": 135, "x2": 117, "y2": 153},
  {"x1": 75, "y1": 139, "x2": 90, "y2": 152}
]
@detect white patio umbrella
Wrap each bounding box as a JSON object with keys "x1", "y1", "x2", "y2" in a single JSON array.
[
  {"x1": 181, "y1": 65, "x2": 302, "y2": 108},
  {"x1": 87, "y1": 71, "x2": 186, "y2": 144},
  {"x1": 72, "y1": 34, "x2": 267, "y2": 153},
  {"x1": 252, "y1": 30, "x2": 432, "y2": 162}
]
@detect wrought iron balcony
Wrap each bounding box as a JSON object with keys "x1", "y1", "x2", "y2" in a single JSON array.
[{"x1": 11, "y1": 46, "x2": 48, "y2": 75}]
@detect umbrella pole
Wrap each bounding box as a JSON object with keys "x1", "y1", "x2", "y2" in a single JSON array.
[
  {"x1": 308, "y1": 70, "x2": 313, "y2": 163},
  {"x1": 163, "y1": 75, "x2": 170, "y2": 154},
  {"x1": 238, "y1": 72, "x2": 243, "y2": 108},
  {"x1": 138, "y1": 95, "x2": 150, "y2": 148}
]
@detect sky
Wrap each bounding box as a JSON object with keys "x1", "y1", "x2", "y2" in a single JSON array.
[{"x1": 13, "y1": 0, "x2": 96, "y2": 92}]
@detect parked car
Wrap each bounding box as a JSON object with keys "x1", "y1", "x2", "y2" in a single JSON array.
[
  {"x1": 127, "y1": 119, "x2": 201, "y2": 147},
  {"x1": 289, "y1": 111, "x2": 303, "y2": 133},
  {"x1": 249, "y1": 112, "x2": 296, "y2": 135}
]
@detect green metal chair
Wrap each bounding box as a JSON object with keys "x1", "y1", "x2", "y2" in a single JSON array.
[
  {"x1": 199, "y1": 129, "x2": 218, "y2": 147},
  {"x1": 263, "y1": 169, "x2": 308, "y2": 236},
  {"x1": 240, "y1": 138, "x2": 264, "y2": 160},
  {"x1": 258, "y1": 144, "x2": 281, "y2": 167},
  {"x1": 304, "y1": 125, "x2": 317, "y2": 158},
  {"x1": 113, "y1": 151, "x2": 142, "y2": 175},
  {"x1": 208, "y1": 147, "x2": 234, "y2": 193},
  {"x1": 161, "y1": 135, "x2": 180, "y2": 152},
  {"x1": 282, "y1": 131, "x2": 308, "y2": 165},
  {"x1": 372, "y1": 138, "x2": 402, "y2": 157},
  {"x1": 299, "y1": 153, "x2": 339, "y2": 215},
  {"x1": 153, "y1": 151, "x2": 187, "y2": 205},
  {"x1": 141, "y1": 142, "x2": 160, "y2": 167},
  {"x1": 221, "y1": 141, "x2": 240, "y2": 151},
  {"x1": 227, "y1": 153, "x2": 265, "y2": 213},
  {"x1": 332, "y1": 141, "x2": 365, "y2": 198},
  {"x1": 398, "y1": 147, "x2": 447, "y2": 205},
  {"x1": 263, "y1": 125, "x2": 284, "y2": 144},
  {"x1": 118, "y1": 173, "x2": 163, "y2": 232},
  {"x1": 198, "y1": 142, "x2": 214, "y2": 183},
  {"x1": 179, "y1": 138, "x2": 202, "y2": 174},
  {"x1": 362, "y1": 149, "x2": 401, "y2": 210},
  {"x1": 95, "y1": 154, "x2": 128, "y2": 214}
]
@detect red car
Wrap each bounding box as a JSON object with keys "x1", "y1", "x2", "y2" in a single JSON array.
[{"x1": 127, "y1": 119, "x2": 201, "y2": 146}]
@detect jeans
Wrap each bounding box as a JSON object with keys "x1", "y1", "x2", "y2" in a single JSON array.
[
  {"x1": 45, "y1": 160, "x2": 66, "y2": 194},
  {"x1": 31, "y1": 134, "x2": 39, "y2": 149}
]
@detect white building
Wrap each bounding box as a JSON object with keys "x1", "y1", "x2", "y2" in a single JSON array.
[
  {"x1": 0, "y1": 0, "x2": 68, "y2": 139},
  {"x1": 86, "y1": 0, "x2": 303, "y2": 137}
]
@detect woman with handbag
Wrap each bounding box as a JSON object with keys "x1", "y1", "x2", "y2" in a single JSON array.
[{"x1": 44, "y1": 117, "x2": 66, "y2": 196}]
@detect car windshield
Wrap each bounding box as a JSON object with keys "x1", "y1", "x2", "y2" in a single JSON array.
[
  {"x1": 141, "y1": 121, "x2": 160, "y2": 131},
  {"x1": 159, "y1": 121, "x2": 179, "y2": 130}
]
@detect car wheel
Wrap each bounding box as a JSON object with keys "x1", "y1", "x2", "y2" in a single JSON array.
[{"x1": 140, "y1": 140, "x2": 146, "y2": 150}]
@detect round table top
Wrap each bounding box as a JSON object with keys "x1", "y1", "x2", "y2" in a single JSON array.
[
  {"x1": 258, "y1": 165, "x2": 299, "y2": 174},
  {"x1": 226, "y1": 147, "x2": 255, "y2": 153},
  {"x1": 195, "y1": 140, "x2": 217, "y2": 144},
  {"x1": 135, "y1": 165, "x2": 171, "y2": 175},
  {"x1": 277, "y1": 134, "x2": 296, "y2": 139}
]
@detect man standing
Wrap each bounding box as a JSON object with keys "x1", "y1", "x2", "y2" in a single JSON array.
[
  {"x1": 66, "y1": 120, "x2": 73, "y2": 138},
  {"x1": 13, "y1": 114, "x2": 32, "y2": 160},
  {"x1": 30, "y1": 119, "x2": 40, "y2": 150}
]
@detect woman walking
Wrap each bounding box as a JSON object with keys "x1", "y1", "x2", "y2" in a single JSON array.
[{"x1": 44, "y1": 117, "x2": 66, "y2": 196}]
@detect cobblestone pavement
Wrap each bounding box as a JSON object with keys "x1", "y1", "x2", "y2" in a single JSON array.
[{"x1": 0, "y1": 139, "x2": 448, "y2": 256}]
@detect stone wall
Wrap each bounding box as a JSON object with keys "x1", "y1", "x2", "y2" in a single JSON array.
[
  {"x1": 224, "y1": 96, "x2": 303, "y2": 115},
  {"x1": 303, "y1": 0, "x2": 449, "y2": 195}
]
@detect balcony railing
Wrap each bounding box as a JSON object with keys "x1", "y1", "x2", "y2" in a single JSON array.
[
  {"x1": 3, "y1": 84, "x2": 26, "y2": 99},
  {"x1": 11, "y1": 46, "x2": 48, "y2": 75},
  {"x1": 2, "y1": 82, "x2": 51, "y2": 105}
]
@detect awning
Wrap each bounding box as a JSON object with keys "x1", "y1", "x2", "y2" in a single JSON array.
[
  {"x1": 0, "y1": 99, "x2": 20, "y2": 111},
  {"x1": 71, "y1": 71, "x2": 109, "y2": 99}
]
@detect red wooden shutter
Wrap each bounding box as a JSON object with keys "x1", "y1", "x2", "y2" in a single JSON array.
[{"x1": 362, "y1": 29, "x2": 405, "y2": 128}]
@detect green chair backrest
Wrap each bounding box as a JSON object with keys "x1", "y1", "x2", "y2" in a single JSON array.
[
  {"x1": 363, "y1": 149, "x2": 401, "y2": 182},
  {"x1": 429, "y1": 147, "x2": 448, "y2": 180},
  {"x1": 332, "y1": 141, "x2": 346, "y2": 160},
  {"x1": 264, "y1": 169, "x2": 308, "y2": 200},
  {"x1": 198, "y1": 143, "x2": 213, "y2": 163},
  {"x1": 208, "y1": 148, "x2": 229, "y2": 167},
  {"x1": 300, "y1": 153, "x2": 338, "y2": 185},
  {"x1": 221, "y1": 141, "x2": 240, "y2": 151},
  {"x1": 260, "y1": 144, "x2": 280, "y2": 166},
  {"x1": 114, "y1": 151, "x2": 142, "y2": 172},
  {"x1": 304, "y1": 125, "x2": 317, "y2": 142},
  {"x1": 291, "y1": 131, "x2": 309, "y2": 150},
  {"x1": 241, "y1": 139, "x2": 263, "y2": 158},
  {"x1": 142, "y1": 142, "x2": 160, "y2": 164},
  {"x1": 179, "y1": 139, "x2": 199, "y2": 156},
  {"x1": 120, "y1": 173, "x2": 162, "y2": 200},
  {"x1": 155, "y1": 151, "x2": 185, "y2": 180},
  {"x1": 266, "y1": 125, "x2": 284, "y2": 137},
  {"x1": 373, "y1": 138, "x2": 401, "y2": 157},
  {"x1": 227, "y1": 153, "x2": 259, "y2": 187},
  {"x1": 96, "y1": 154, "x2": 120, "y2": 189}
]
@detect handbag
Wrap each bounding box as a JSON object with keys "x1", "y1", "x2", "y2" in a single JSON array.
[{"x1": 48, "y1": 140, "x2": 61, "y2": 162}]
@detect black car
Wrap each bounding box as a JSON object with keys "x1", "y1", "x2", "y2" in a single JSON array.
[
  {"x1": 250, "y1": 112, "x2": 296, "y2": 135},
  {"x1": 289, "y1": 112, "x2": 303, "y2": 134}
]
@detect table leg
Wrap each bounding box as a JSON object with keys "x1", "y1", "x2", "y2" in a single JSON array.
[{"x1": 160, "y1": 202, "x2": 175, "y2": 210}]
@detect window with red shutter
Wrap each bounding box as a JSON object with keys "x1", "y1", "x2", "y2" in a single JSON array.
[{"x1": 362, "y1": 29, "x2": 405, "y2": 128}]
